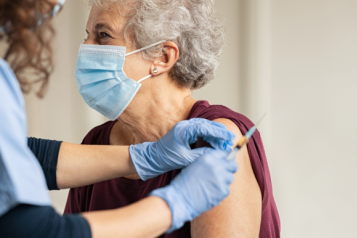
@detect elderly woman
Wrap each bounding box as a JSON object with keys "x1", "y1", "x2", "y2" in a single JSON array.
[
  {"x1": 65, "y1": 0, "x2": 280, "y2": 237},
  {"x1": 0, "y1": 0, "x2": 242, "y2": 237}
]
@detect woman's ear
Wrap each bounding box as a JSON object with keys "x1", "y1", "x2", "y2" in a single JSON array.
[{"x1": 150, "y1": 41, "x2": 179, "y2": 76}]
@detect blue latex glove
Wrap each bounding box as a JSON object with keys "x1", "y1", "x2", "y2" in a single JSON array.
[
  {"x1": 129, "y1": 118, "x2": 235, "y2": 180},
  {"x1": 150, "y1": 149, "x2": 238, "y2": 233}
]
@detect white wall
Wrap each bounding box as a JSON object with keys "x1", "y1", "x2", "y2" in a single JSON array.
[{"x1": 271, "y1": 0, "x2": 357, "y2": 237}]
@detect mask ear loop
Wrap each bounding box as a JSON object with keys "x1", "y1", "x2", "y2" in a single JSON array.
[
  {"x1": 127, "y1": 40, "x2": 166, "y2": 84},
  {"x1": 125, "y1": 40, "x2": 166, "y2": 57},
  {"x1": 137, "y1": 75, "x2": 152, "y2": 84}
]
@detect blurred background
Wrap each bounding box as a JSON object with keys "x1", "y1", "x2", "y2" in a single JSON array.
[{"x1": 3, "y1": 0, "x2": 356, "y2": 237}]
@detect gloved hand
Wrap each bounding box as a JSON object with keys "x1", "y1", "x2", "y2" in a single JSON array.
[
  {"x1": 150, "y1": 149, "x2": 238, "y2": 233},
  {"x1": 129, "y1": 118, "x2": 235, "y2": 180}
]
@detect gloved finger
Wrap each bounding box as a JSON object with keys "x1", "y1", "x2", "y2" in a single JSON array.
[
  {"x1": 225, "y1": 148, "x2": 239, "y2": 160},
  {"x1": 225, "y1": 159, "x2": 238, "y2": 173},
  {"x1": 190, "y1": 147, "x2": 218, "y2": 160},
  {"x1": 223, "y1": 187, "x2": 231, "y2": 199},
  {"x1": 187, "y1": 118, "x2": 226, "y2": 129},
  {"x1": 187, "y1": 118, "x2": 211, "y2": 124},
  {"x1": 186, "y1": 121, "x2": 235, "y2": 145},
  {"x1": 184, "y1": 148, "x2": 212, "y2": 163},
  {"x1": 223, "y1": 173, "x2": 235, "y2": 184},
  {"x1": 202, "y1": 136, "x2": 233, "y2": 151},
  {"x1": 205, "y1": 120, "x2": 228, "y2": 129},
  {"x1": 217, "y1": 185, "x2": 231, "y2": 201},
  {"x1": 201, "y1": 149, "x2": 231, "y2": 165}
]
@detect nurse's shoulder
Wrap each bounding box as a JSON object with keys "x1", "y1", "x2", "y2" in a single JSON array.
[{"x1": 0, "y1": 58, "x2": 26, "y2": 110}]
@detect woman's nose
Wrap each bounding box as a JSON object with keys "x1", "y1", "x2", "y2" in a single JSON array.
[{"x1": 84, "y1": 38, "x2": 97, "y2": 45}]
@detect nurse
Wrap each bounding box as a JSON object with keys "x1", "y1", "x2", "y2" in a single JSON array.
[{"x1": 0, "y1": 1, "x2": 238, "y2": 238}]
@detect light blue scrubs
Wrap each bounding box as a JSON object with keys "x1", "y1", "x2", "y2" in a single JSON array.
[{"x1": 0, "y1": 58, "x2": 51, "y2": 217}]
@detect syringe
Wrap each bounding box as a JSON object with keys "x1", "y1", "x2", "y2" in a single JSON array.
[{"x1": 226, "y1": 113, "x2": 267, "y2": 160}]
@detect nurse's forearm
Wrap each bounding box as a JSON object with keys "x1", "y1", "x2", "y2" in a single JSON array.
[
  {"x1": 0, "y1": 197, "x2": 171, "y2": 238},
  {"x1": 82, "y1": 196, "x2": 171, "y2": 238},
  {"x1": 56, "y1": 142, "x2": 137, "y2": 189}
]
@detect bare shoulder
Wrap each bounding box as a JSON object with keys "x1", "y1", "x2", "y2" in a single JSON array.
[
  {"x1": 213, "y1": 118, "x2": 243, "y2": 144},
  {"x1": 191, "y1": 118, "x2": 262, "y2": 238}
]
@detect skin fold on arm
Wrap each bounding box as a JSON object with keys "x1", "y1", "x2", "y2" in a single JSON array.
[{"x1": 191, "y1": 118, "x2": 262, "y2": 238}]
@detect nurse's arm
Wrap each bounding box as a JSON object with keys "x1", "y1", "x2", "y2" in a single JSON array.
[
  {"x1": 0, "y1": 195, "x2": 172, "y2": 238},
  {"x1": 82, "y1": 196, "x2": 171, "y2": 238},
  {"x1": 28, "y1": 138, "x2": 136, "y2": 190},
  {"x1": 56, "y1": 142, "x2": 136, "y2": 189}
]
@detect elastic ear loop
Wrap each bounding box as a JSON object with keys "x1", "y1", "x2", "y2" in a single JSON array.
[
  {"x1": 137, "y1": 75, "x2": 152, "y2": 84},
  {"x1": 125, "y1": 40, "x2": 166, "y2": 57},
  {"x1": 126, "y1": 40, "x2": 166, "y2": 84}
]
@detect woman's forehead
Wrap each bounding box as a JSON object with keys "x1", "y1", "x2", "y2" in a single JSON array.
[{"x1": 86, "y1": 6, "x2": 125, "y2": 33}]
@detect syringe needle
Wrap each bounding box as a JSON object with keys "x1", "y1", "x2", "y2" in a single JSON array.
[
  {"x1": 226, "y1": 112, "x2": 267, "y2": 160},
  {"x1": 255, "y1": 112, "x2": 267, "y2": 128}
]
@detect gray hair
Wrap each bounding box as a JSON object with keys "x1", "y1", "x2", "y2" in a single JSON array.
[{"x1": 84, "y1": 0, "x2": 226, "y2": 89}]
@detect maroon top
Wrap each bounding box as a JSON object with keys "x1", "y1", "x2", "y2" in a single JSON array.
[{"x1": 64, "y1": 100, "x2": 280, "y2": 237}]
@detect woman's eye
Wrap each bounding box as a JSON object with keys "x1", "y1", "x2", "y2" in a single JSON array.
[{"x1": 99, "y1": 32, "x2": 110, "y2": 38}]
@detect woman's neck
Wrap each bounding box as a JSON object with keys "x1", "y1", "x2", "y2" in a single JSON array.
[{"x1": 110, "y1": 77, "x2": 197, "y2": 145}]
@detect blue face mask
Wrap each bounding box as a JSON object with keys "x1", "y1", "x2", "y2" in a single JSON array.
[
  {"x1": 75, "y1": 41, "x2": 164, "y2": 120},
  {"x1": 0, "y1": 0, "x2": 66, "y2": 33}
]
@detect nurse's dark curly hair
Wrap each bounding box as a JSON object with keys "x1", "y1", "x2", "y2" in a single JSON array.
[{"x1": 0, "y1": 0, "x2": 57, "y2": 98}]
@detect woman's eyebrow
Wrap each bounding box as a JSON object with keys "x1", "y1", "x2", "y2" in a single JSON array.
[{"x1": 94, "y1": 23, "x2": 115, "y2": 33}]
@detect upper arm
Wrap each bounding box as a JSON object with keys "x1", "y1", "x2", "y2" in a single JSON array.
[
  {"x1": 27, "y1": 138, "x2": 62, "y2": 190},
  {"x1": 191, "y1": 118, "x2": 262, "y2": 238}
]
